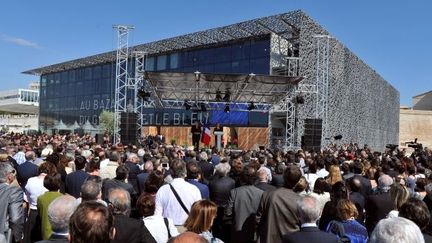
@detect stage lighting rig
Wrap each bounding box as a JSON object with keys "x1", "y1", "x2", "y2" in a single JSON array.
[
  {"x1": 224, "y1": 103, "x2": 230, "y2": 113},
  {"x1": 137, "y1": 87, "x2": 151, "y2": 101},
  {"x1": 247, "y1": 102, "x2": 256, "y2": 111}
]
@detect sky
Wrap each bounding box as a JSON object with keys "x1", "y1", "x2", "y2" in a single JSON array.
[{"x1": 0, "y1": 0, "x2": 431, "y2": 106}]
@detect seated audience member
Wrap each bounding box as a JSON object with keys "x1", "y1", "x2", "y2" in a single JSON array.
[
  {"x1": 168, "y1": 232, "x2": 207, "y2": 243},
  {"x1": 369, "y1": 217, "x2": 424, "y2": 243},
  {"x1": 399, "y1": 198, "x2": 432, "y2": 242},
  {"x1": 225, "y1": 166, "x2": 263, "y2": 242},
  {"x1": 326, "y1": 199, "x2": 368, "y2": 243},
  {"x1": 37, "y1": 173, "x2": 63, "y2": 240},
  {"x1": 137, "y1": 193, "x2": 179, "y2": 243},
  {"x1": 184, "y1": 199, "x2": 223, "y2": 243},
  {"x1": 69, "y1": 201, "x2": 115, "y2": 243},
  {"x1": 282, "y1": 195, "x2": 338, "y2": 243},
  {"x1": 108, "y1": 188, "x2": 156, "y2": 243},
  {"x1": 35, "y1": 195, "x2": 77, "y2": 243}
]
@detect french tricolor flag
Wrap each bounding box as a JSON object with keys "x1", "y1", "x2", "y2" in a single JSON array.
[{"x1": 201, "y1": 123, "x2": 211, "y2": 145}]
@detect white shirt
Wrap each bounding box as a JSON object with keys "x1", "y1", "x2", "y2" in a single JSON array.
[
  {"x1": 305, "y1": 173, "x2": 320, "y2": 190},
  {"x1": 316, "y1": 168, "x2": 329, "y2": 178},
  {"x1": 143, "y1": 215, "x2": 179, "y2": 243},
  {"x1": 25, "y1": 175, "x2": 48, "y2": 210},
  {"x1": 155, "y1": 178, "x2": 201, "y2": 225},
  {"x1": 99, "y1": 159, "x2": 110, "y2": 168}
]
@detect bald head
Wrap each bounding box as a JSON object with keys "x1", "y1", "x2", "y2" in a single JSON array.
[
  {"x1": 257, "y1": 167, "x2": 269, "y2": 182},
  {"x1": 48, "y1": 195, "x2": 78, "y2": 233},
  {"x1": 108, "y1": 188, "x2": 131, "y2": 215},
  {"x1": 169, "y1": 232, "x2": 206, "y2": 243}
]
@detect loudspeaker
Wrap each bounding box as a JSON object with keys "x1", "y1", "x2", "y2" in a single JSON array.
[
  {"x1": 95, "y1": 133, "x2": 104, "y2": 144},
  {"x1": 302, "y1": 119, "x2": 322, "y2": 152},
  {"x1": 120, "y1": 112, "x2": 137, "y2": 145}
]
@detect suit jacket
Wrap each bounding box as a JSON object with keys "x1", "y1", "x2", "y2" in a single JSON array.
[
  {"x1": 112, "y1": 214, "x2": 156, "y2": 243},
  {"x1": 198, "y1": 160, "x2": 214, "y2": 181},
  {"x1": 257, "y1": 187, "x2": 300, "y2": 243},
  {"x1": 125, "y1": 161, "x2": 141, "y2": 193},
  {"x1": 0, "y1": 184, "x2": 24, "y2": 242},
  {"x1": 34, "y1": 233, "x2": 68, "y2": 243},
  {"x1": 271, "y1": 174, "x2": 284, "y2": 188},
  {"x1": 365, "y1": 192, "x2": 393, "y2": 233},
  {"x1": 225, "y1": 185, "x2": 264, "y2": 243},
  {"x1": 255, "y1": 182, "x2": 276, "y2": 192},
  {"x1": 17, "y1": 161, "x2": 38, "y2": 188},
  {"x1": 187, "y1": 179, "x2": 210, "y2": 199},
  {"x1": 102, "y1": 178, "x2": 137, "y2": 202},
  {"x1": 351, "y1": 174, "x2": 372, "y2": 197},
  {"x1": 209, "y1": 176, "x2": 235, "y2": 207},
  {"x1": 65, "y1": 170, "x2": 89, "y2": 198},
  {"x1": 137, "y1": 172, "x2": 150, "y2": 195},
  {"x1": 282, "y1": 226, "x2": 338, "y2": 243}
]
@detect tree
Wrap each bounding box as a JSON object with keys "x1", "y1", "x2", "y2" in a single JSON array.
[{"x1": 99, "y1": 110, "x2": 115, "y2": 135}]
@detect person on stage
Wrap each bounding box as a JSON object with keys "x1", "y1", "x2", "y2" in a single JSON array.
[
  {"x1": 191, "y1": 121, "x2": 202, "y2": 151},
  {"x1": 213, "y1": 123, "x2": 224, "y2": 148}
]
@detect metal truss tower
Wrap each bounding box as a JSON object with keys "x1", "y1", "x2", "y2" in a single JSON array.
[
  {"x1": 314, "y1": 35, "x2": 331, "y2": 146},
  {"x1": 133, "y1": 51, "x2": 146, "y2": 140},
  {"x1": 113, "y1": 25, "x2": 134, "y2": 144}
]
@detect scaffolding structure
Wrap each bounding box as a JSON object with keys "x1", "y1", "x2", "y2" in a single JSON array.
[{"x1": 113, "y1": 25, "x2": 134, "y2": 144}]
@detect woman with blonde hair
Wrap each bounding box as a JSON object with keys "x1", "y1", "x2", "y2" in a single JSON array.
[
  {"x1": 387, "y1": 183, "x2": 410, "y2": 218},
  {"x1": 326, "y1": 165, "x2": 343, "y2": 186},
  {"x1": 184, "y1": 199, "x2": 223, "y2": 243}
]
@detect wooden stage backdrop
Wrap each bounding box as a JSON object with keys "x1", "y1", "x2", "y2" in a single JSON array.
[{"x1": 143, "y1": 126, "x2": 268, "y2": 150}]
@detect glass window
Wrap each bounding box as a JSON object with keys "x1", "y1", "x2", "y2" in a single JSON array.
[
  {"x1": 157, "y1": 55, "x2": 167, "y2": 71},
  {"x1": 61, "y1": 72, "x2": 68, "y2": 82},
  {"x1": 93, "y1": 66, "x2": 102, "y2": 79},
  {"x1": 54, "y1": 73, "x2": 61, "y2": 84},
  {"x1": 232, "y1": 42, "x2": 250, "y2": 60},
  {"x1": 250, "y1": 57, "x2": 270, "y2": 75},
  {"x1": 69, "y1": 70, "x2": 76, "y2": 82},
  {"x1": 102, "y1": 64, "x2": 112, "y2": 78},
  {"x1": 213, "y1": 46, "x2": 231, "y2": 63},
  {"x1": 170, "y1": 53, "x2": 179, "y2": 69},
  {"x1": 145, "y1": 57, "x2": 155, "y2": 71},
  {"x1": 214, "y1": 62, "x2": 232, "y2": 73},
  {"x1": 84, "y1": 67, "x2": 92, "y2": 80},
  {"x1": 250, "y1": 39, "x2": 270, "y2": 58}
]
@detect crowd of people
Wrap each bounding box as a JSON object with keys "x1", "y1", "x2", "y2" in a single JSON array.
[{"x1": 0, "y1": 132, "x2": 432, "y2": 243}]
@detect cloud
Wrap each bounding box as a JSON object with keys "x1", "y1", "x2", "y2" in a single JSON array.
[{"x1": 1, "y1": 34, "x2": 40, "y2": 49}]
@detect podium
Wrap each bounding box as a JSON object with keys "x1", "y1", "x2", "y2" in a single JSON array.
[{"x1": 214, "y1": 131, "x2": 224, "y2": 151}]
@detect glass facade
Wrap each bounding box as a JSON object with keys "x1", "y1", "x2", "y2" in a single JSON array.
[{"x1": 39, "y1": 36, "x2": 271, "y2": 131}]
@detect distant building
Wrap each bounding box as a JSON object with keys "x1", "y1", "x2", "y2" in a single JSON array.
[
  {"x1": 0, "y1": 83, "x2": 39, "y2": 133},
  {"x1": 412, "y1": 91, "x2": 432, "y2": 111},
  {"x1": 399, "y1": 92, "x2": 432, "y2": 148}
]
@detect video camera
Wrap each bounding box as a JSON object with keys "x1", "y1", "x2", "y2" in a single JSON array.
[
  {"x1": 406, "y1": 138, "x2": 423, "y2": 150},
  {"x1": 385, "y1": 144, "x2": 399, "y2": 151}
]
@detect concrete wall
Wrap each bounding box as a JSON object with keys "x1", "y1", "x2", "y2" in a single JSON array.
[
  {"x1": 399, "y1": 109, "x2": 432, "y2": 148},
  {"x1": 296, "y1": 12, "x2": 400, "y2": 151},
  {"x1": 413, "y1": 92, "x2": 432, "y2": 111}
]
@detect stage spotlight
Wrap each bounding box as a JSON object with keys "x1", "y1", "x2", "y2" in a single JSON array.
[
  {"x1": 137, "y1": 87, "x2": 151, "y2": 101},
  {"x1": 200, "y1": 103, "x2": 207, "y2": 112},
  {"x1": 223, "y1": 89, "x2": 231, "y2": 102},
  {"x1": 215, "y1": 90, "x2": 222, "y2": 102},
  {"x1": 184, "y1": 100, "x2": 191, "y2": 110},
  {"x1": 247, "y1": 102, "x2": 256, "y2": 111},
  {"x1": 295, "y1": 96, "x2": 305, "y2": 104},
  {"x1": 224, "y1": 104, "x2": 230, "y2": 113}
]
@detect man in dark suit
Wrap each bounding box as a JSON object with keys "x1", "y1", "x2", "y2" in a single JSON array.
[
  {"x1": 225, "y1": 166, "x2": 264, "y2": 243},
  {"x1": 351, "y1": 161, "x2": 372, "y2": 197},
  {"x1": 282, "y1": 195, "x2": 338, "y2": 243},
  {"x1": 198, "y1": 152, "x2": 214, "y2": 181},
  {"x1": 256, "y1": 165, "x2": 302, "y2": 243},
  {"x1": 35, "y1": 195, "x2": 77, "y2": 243},
  {"x1": 65, "y1": 156, "x2": 89, "y2": 198},
  {"x1": 186, "y1": 161, "x2": 209, "y2": 199},
  {"x1": 17, "y1": 151, "x2": 38, "y2": 188},
  {"x1": 209, "y1": 162, "x2": 235, "y2": 242},
  {"x1": 137, "y1": 161, "x2": 153, "y2": 195},
  {"x1": 102, "y1": 165, "x2": 137, "y2": 203},
  {"x1": 255, "y1": 168, "x2": 276, "y2": 192},
  {"x1": 365, "y1": 174, "x2": 394, "y2": 233},
  {"x1": 108, "y1": 188, "x2": 156, "y2": 243},
  {"x1": 124, "y1": 153, "x2": 141, "y2": 193}
]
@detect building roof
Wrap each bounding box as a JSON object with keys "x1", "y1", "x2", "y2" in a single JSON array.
[
  {"x1": 413, "y1": 90, "x2": 432, "y2": 98},
  {"x1": 23, "y1": 10, "x2": 304, "y2": 76}
]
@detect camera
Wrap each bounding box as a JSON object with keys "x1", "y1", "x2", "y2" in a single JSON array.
[
  {"x1": 162, "y1": 163, "x2": 169, "y2": 169},
  {"x1": 406, "y1": 138, "x2": 423, "y2": 151},
  {"x1": 386, "y1": 144, "x2": 398, "y2": 150}
]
